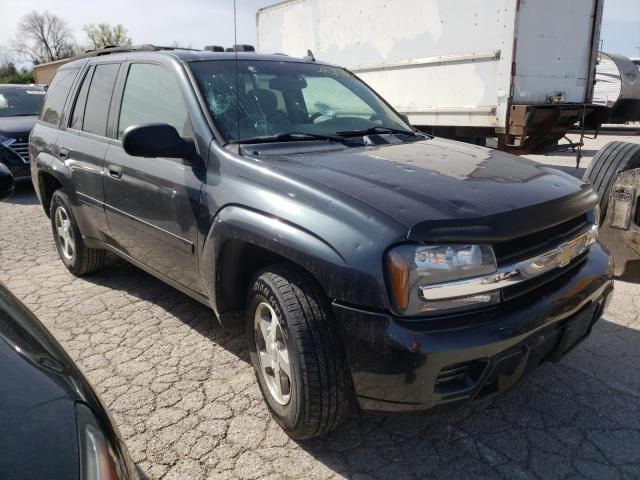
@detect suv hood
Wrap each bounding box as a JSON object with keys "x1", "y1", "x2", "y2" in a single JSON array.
[
  {"x1": 254, "y1": 137, "x2": 596, "y2": 241},
  {"x1": 0, "y1": 115, "x2": 38, "y2": 137}
]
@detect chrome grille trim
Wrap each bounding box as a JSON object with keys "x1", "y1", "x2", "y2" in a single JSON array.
[
  {"x1": 420, "y1": 224, "x2": 598, "y2": 302},
  {"x1": 10, "y1": 142, "x2": 30, "y2": 163}
]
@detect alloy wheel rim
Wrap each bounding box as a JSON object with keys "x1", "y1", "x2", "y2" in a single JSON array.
[
  {"x1": 254, "y1": 301, "x2": 292, "y2": 405},
  {"x1": 55, "y1": 207, "x2": 75, "y2": 261}
]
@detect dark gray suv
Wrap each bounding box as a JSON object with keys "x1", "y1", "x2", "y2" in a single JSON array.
[{"x1": 30, "y1": 46, "x2": 613, "y2": 439}]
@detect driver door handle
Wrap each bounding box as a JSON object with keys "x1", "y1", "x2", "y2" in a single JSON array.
[{"x1": 108, "y1": 165, "x2": 122, "y2": 179}]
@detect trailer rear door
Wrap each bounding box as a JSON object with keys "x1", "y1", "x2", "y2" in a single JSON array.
[{"x1": 513, "y1": 0, "x2": 600, "y2": 104}]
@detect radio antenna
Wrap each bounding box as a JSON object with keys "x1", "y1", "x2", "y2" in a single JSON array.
[{"x1": 233, "y1": 0, "x2": 241, "y2": 154}]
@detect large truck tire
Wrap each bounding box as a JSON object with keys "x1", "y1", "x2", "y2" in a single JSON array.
[
  {"x1": 583, "y1": 141, "x2": 640, "y2": 224},
  {"x1": 583, "y1": 141, "x2": 640, "y2": 276}
]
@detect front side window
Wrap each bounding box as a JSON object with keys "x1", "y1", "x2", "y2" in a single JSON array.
[
  {"x1": 118, "y1": 63, "x2": 188, "y2": 139},
  {"x1": 189, "y1": 60, "x2": 410, "y2": 142},
  {"x1": 40, "y1": 68, "x2": 78, "y2": 125}
]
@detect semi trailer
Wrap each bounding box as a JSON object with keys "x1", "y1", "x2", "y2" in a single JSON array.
[{"x1": 257, "y1": 0, "x2": 607, "y2": 154}]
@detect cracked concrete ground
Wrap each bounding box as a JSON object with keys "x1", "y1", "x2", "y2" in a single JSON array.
[{"x1": 1, "y1": 133, "x2": 639, "y2": 479}]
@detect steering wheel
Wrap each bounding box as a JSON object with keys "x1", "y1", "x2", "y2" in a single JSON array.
[
  {"x1": 309, "y1": 111, "x2": 324, "y2": 122},
  {"x1": 310, "y1": 102, "x2": 336, "y2": 123}
]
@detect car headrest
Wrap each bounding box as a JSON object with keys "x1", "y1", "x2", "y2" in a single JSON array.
[{"x1": 251, "y1": 89, "x2": 278, "y2": 113}]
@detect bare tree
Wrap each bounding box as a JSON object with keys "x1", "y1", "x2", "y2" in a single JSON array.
[
  {"x1": 0, "y1": 46, "x2": 18, "y2": 77},
  {"x1": 0, "y1": 47, "x2": 16, "y2": 67},
  {"x1": 13, "y1": 11, "x2": 76, "y2": 64},
  {"x1": 84, "y1": 24, "x2": 132, "y2": 50}
]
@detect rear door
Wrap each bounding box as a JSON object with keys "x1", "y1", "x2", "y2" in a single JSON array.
[
  {"x1": 30, "y1": 67, "x2": 79, "y2": 186},
  {"x1": 512, "y1": 0, "x2": 600, "y2": 104},
  {"x1": 56, "y1": 62, "x2": 120, "y2": 240},
  {"x1": 103, "y1": 61, "x2": 205, "y2": 292}
]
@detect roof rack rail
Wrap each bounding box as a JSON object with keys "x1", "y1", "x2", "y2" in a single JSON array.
[{"x1": 73, "y1": 44, "x2": 202, "y2": 60}]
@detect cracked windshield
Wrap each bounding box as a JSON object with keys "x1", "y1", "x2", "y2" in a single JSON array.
[{"x1": 190, "y1": 59, "x2": 411, "y2": 142}]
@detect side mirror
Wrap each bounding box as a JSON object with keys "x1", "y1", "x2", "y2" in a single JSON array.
[
  {"x1": 399, "y1": 113, "x2": 411, "y2": 126},
  {"x1": 122, "y1": 123, "x2": 195, "y2": 159},
  {"x1": 0, "y1": 163, "x2": 14, "y2": 202}
]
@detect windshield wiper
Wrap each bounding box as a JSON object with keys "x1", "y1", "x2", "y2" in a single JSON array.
[
  {"x1": 337, "y1": 126, "x2": 418, "y2": 137},
  {"x1": 234, "y1": 132, "x2": 347, "y2": 144}
]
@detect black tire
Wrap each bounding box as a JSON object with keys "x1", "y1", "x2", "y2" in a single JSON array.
[
  {"x1": 583, "y1": 141, "x2": 640, "y2": 224},
  {"x1": 246, "y1": 264, "x2": 350, "y2": 440},
  {"x1": 50, "y1": 190, "x2": 105, "y2": 276}
]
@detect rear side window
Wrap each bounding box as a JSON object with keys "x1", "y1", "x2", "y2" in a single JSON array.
[
  {"x1": 70, "y1": 67, "x2": 94, "y2": 130},
  {"x1": 82, "y1": 63, "x2": 120, "y2": 137},
  {"x1": 117, "y1": 63, "x2": 188, "y2": 139},
  {"x1": 40, "y1": 68, "x2": 78, "y2": 125}
]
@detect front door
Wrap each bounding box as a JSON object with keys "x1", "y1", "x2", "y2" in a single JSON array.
[{"x1": 103, "y1": 62, "x2": 205, "y2": 293}]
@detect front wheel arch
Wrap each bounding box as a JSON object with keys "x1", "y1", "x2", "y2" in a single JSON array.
[
  {"x1": 214, "y1": 239, "x2": 333, "y2": 325},
  {"x1": 200, "y1": 205, "x2": 390, "y2": 323}
]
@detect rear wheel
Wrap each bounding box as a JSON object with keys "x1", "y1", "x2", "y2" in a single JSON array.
[
  {"x1": 583, "y1": 141, "x2": 640, "y2": 224},
  {"x1": 50, "y1": 190, "x2": 105, "y2": 276},
  {"x1": 246, "y1": 264, "x2": 351, "y2": 440}
]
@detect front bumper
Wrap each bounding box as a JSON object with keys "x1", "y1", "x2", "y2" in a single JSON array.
[
  {"x1": 0, "y1": 144, "x2": 30, "y2": 179},
  {"x1": 334, "y1": 243, "x2": 614, "y2": 412}
]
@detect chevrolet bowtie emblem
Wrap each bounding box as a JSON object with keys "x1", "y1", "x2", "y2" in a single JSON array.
[{"x1": 555, "y1": 235, "x2": 589, "y2": 268}]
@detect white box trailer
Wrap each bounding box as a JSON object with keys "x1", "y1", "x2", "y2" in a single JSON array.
[{"x1": 257, "y1": 0, "x2": 607, "y2": 153}]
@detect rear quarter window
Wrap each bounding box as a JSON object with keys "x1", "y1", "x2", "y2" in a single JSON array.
[{"x1": 40, "y1": 68, "x2": 78, "y2": 126}]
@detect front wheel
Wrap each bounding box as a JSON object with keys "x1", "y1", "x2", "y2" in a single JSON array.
[
  {"x1": 246, "y1": 264, "x2": 351, "y2": 440},
  {"x1": 50, "y1": 190, "x2": 105, "y2": 276}
]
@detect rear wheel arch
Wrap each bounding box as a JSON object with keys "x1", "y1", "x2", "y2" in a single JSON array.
[{"x1": 37, "y1": 172, "x2": 63, "y2": 218}]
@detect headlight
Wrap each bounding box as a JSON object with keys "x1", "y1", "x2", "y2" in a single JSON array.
[
  {"x1": 76, "y1": 403, "x2": 131, "y2": 480},
  {"x1": 386, "y1": 243, "x2": 499, "y2": 316}
]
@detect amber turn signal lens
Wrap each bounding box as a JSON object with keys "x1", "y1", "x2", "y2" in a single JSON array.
[{"x1": 387, "y1": 252, "x2": 410, "y2": 311}]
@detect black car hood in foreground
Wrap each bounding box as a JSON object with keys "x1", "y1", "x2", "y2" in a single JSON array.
[
  {"x1": 0, "y1": 115, "x2": 38, "y2": 136},
  {"x1": 252, "y1": 137, "x2": 597, "y2": 241},
  {"x1": 0, "y1": 284, "x2": 134, "y2": 480}
]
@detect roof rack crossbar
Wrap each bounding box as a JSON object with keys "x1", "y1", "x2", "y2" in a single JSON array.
[{"x1": 74, "y1": 44, "x2": 202, "y2": 60}]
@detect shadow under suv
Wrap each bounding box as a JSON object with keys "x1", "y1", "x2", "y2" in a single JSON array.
[{"x1": 30, "y1": 45, "x2": 614, "y2": 439}]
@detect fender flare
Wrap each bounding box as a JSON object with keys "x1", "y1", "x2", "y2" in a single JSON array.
[
  {"x1": 199, "y1": 205, "x2": 350, "y2": 317},
  {"x1": 34, "y1": 154, "x2": 73, "y2": 216}
]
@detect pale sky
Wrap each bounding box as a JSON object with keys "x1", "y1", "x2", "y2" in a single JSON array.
[{"x1": 0, "y1": 0, "x2": 638, "y2": 59}]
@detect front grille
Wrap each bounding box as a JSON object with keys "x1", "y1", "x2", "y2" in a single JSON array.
[
  {"x1": 493, "y1": 214, "x2": 590, "y2": 266},
  {"x1": 502, "y1": 251, "x2": 588, "y2": 302},
  {"x1": 10, "y1": 142, "x2": 29, "y2": 163}
]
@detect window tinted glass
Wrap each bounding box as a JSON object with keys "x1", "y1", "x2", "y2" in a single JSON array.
[
  {"x1": 40, "y1": 68, "x2": 78, "y2": 125},
  {"x1": 0, "y1": 87, "x2": 46, "y2": 118},
  {"x1": 118, "y1": 64, "x2": 187, "y2": 139},
  {"x1": 83, "y1": 63, "x2": 120, "y2": 137},
  {"x1": 70, "y1": 67, "x2": 94, "y2": 130}
]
